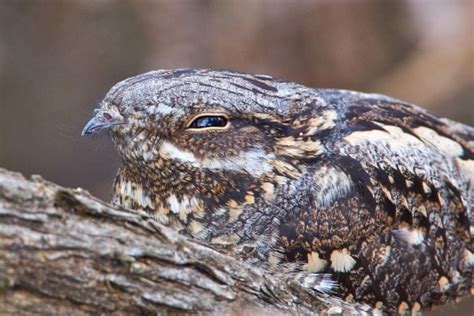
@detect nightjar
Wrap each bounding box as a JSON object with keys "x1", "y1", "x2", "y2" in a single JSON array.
[{"x1": 82, "y1": 69, "x2": 473, "y2": 313}]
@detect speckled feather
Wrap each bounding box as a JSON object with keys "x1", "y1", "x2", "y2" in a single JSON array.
[{"x1": 84, "y1": 69, "x2": 473, "y2": 314}]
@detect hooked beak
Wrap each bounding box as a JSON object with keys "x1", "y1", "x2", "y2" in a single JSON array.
[{"x1": 81, "y1": 108, "x2": 124, "y2": 136}]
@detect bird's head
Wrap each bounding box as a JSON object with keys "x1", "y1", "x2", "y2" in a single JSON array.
[{"x1": 82, "y1": 69, "x2": 335, "y2": 178}]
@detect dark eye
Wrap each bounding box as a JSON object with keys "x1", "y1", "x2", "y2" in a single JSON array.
[
  {"x1": 102, "y1": 112, "x2": 113, "y2": 121},
  {"x1": 188, "y1": 115, "x2": 228, "y2": 129}
]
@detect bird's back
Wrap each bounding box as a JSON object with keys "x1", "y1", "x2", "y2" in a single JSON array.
[{"x1": 278, "y1": 92, "x2": 473, "y2": 312}]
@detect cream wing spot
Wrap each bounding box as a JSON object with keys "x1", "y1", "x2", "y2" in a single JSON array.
[
  {"x1": 438, "y1": 276, "x2": 450, "y2": 292},
  {"x1": 393, "y1": 228, "x2": 425, "y2": 245},
  {"x1": 464, "y1": 249, "x2": 474, "y2": 267},
  {"x1": 330, "y1": 248, "x2": 356, "y2": 272},
  {"x1": 261, "y1": 182, "x2": 276, "y2": 201},
  {"x1": 422, "y1": 182, "x2": 431, "y2": 194},
  {"x1": 381, "y1": 186, "x2": 394, "y2": 203},
  {"x1": 455, "y1": 158, "x2": 474, "y2": 183},
  {"x1": 413, "y1": 126, "x2": 464, "y2": 157},
  {"x1": 244, "y1": 191, "x2": 255, "y2": 204},
  {"x1": 437, "y1": 192, "x2": 445, "y2": 206},
  {"x1": 344, "y1": 122, "x2": 424, "y2": 149},
  {"x1": 411, "y1": 302, "x2": 421, "y2": 314},
  {"x1": 306, "y1": 251, "x2": 327, "y2": 273},
  {"x1": 398, "y1": 302, "x2": 409, "y2": 314}
]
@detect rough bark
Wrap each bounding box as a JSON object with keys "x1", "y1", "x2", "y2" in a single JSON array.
[{"x1": 0, "y1": 168, "x2": 348, "y2": 315}]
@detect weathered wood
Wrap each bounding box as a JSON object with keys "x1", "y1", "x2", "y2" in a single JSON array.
[{"x1": 0, "y1": 168, "x2": 351, "y2": 315}]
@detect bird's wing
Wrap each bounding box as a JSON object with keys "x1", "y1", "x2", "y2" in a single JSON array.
[{"x1": 338, "y1": 96, "x2": 473, "y2": 225}]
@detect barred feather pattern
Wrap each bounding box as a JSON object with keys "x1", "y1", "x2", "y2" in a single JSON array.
[{"x1": 83, "y1": 68, "x2": 473, "y2": 314}]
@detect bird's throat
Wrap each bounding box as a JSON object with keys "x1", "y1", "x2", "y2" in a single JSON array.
[{"x1": 112, "y1": 157, "x2": 269, "y2": 241}]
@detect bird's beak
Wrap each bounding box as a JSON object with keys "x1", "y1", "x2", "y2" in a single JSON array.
[{"x1": 81, "y1": 108, "x2": 124, "y2": 136}]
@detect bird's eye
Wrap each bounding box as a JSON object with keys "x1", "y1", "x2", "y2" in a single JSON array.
[
  {"x1": 188, "y1": 115, "x2": 229, "y2": 129},
  {"x1": 102, "y1": 112, "x2": 113, "y2": 121}
]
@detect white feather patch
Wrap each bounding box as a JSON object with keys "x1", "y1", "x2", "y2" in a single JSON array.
[
  {"x1": 166, "y1": 194, "x2": 199, "y2": 220},
  {"x1": 413, "y1": 126, "x2": 464, "y2": 157},
  {"x1": 330, "y1": 248, "x2": 356, "y2": 272},
  {"x1": 438, "y1": 276, "x2": 450, "y2": 292},
  {"x1": 201, "y1": 148, "x2": 275, "y2": 176},
  {"x1": 465, "y1": 249, "x2": 474, "y2": 267},
  {"x1": 344, "y1": 122, "x2": 424, "y2": 154},
  {"x1": 132, "y1": 184, "x2": 154, "y2": 209},
  {"x1": 160, "y1": 141, "x2": 197, "y2": 163},
  {"x1": 393, "y1": 228, "x2": 425, "y2": 245},
  {"x1": 456, "y1": 158, "x2": 474, "y2": 184},
  {"x1": 159, "y1": 141, "x2": 274, "y2": 176},
  {"x1": 297, "y1": 273, "x2": 336, "y2": 293},
  {"x1": 307, "y1": 251, "x2": 328, "y2": 273},
  {"x1": 119, "y1": 181, "x2": 133, "y2": 202}
]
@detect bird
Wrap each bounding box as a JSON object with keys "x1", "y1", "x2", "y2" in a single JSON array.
[{"x1": 82, "y1": 68, "x2": 473, "y2": 313}]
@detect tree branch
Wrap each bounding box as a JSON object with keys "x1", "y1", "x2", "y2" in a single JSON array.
[{"x1": 0, "y1": 168, "x2": 352, "y2": 315}]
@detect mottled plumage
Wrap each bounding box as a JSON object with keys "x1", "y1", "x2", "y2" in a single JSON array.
[{"x1": 83, "y1": 69, "x2": 473, "y2": 313}]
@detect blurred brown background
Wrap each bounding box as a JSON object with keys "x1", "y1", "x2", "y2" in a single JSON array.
[
  {"x1": 0, "y1": 0, "x2": 473, "y2": 314},
  {"x1": 0, "y1": 0, "x2": 473, "y2": 202}
]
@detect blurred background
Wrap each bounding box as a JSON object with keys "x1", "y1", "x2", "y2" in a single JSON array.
[
  {"x1": 0, "y1": 0, "x2": 473, "y2": 201},
  {"x1": 0, "y1": 1, "x2": 472, "y2": 313}
]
